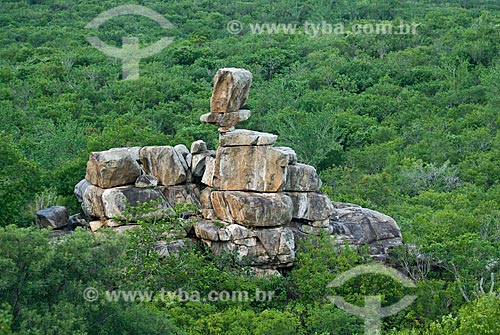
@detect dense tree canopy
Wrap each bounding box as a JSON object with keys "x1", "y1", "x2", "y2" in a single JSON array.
[{"x1": 1, "y1": 0, "x2": 500, "y2": 333}]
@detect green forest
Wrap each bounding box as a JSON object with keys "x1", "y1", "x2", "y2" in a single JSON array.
[{"x1": 1, "y1": 0, "x2": 500, "y2": 333}]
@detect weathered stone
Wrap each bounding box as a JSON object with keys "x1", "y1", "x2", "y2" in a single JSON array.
[
  {"x1": 219, "y1": 129, "x2": 277, "y2": 147},
  {"x1": 74, "y1": 179, "x2": 90, "y2": 203},
  {"x1": 211, "y1": 191, "x2": 292, "y2": 227},
  {"x1": 310, "y1": 218, "x2": 330, "y2": 228},
  {"x1": 210, "y1": 68, "x2": 252, "y2": 113},
  {"x1": 330, "y1": 204, "x2": 402, "y2": 246},
  {"x1": 80, "y1": 183, "x2": 105, "y2": 219},
  {"x1": 252, "y1": 227, "x2": 295, "y2": 264},
  {"x1": 253, "y1": 268, "x2": 281, "y2": 277},
  {"x1": 254, "y1": 227, "x2": 280, "y2": 257},
  {"x1": 190, "y1": 140, "x2": 208, "y2": 154},
  {"x1": 194, "y1": 220, "x2": 222, "y2": 241},
  {"x1": 222, "y1": 224, "x2": 255, "y2": 240},
  {"x1": 36, "y1": 206, "x2": 68, "y2": 229},
  {"x1": 278, "y1": 228, "x2": 295, "y2": 260},
  {"x1": 155, "y1": 239, "x2": 194, "y2": 258},
  {"x1": 200, "y1": 209, "x2": 216, "y2": 220},
  {"x1": 140, "y1": 146, "x2": 187, "y2": 186},
  {"x1": 135, "y1": 174, "x2": 158, "y2": 188},
  {"x1": 191, "y1": 152, "x2": 211, "y2": 177},
  {"x1": 105, "y1": 219, "x2": 120, "y2": 227},
  {"x1": 285, "y1": 192, "x2": 333, "y2": 221},
  {"x1": 201, "y1": 155, "x2": 215, "y2": 187},
  {"x1": 89, "y1": 220, "x2": 103, "y2": 232},
  {"x1": 299, "y1": 224, "x2": 334, "y2": 235},
  {"x1": 68, "y1": 214, "x2": 88, "y2": 229},
  {"x1": 101, "y1": 186, "x2": 171, "y2": 220},
  {"x1": 200, "y1": 187, "x2": 213, "y2": 209},
  {"x1": 174, "y1": 144, "x2": 190, "y2": 160},
  {"x1": 112, "y1": 224, "x2": 140, "y2": 234},
  {"x1": 234, "y1": 237, "x2": 257, "y2": 247},
  {"x1": 85, "y1": 148, "x2": 142, "y2": 188},
  {"x1": 200, "y1": 110, "x2": 251, "y2": 127},
  {"x1": 128, "y1": 147, "x2": 142, "y2": 162},
  {"x1": 212, "y1": 146, "x2": 288, "y2": 192},
  {"x1": 274, "y1": 147, "x2": 297, "y2": 165},
  {"x1": 204, "y1": 226, "x2": 295, "y2": 266},
  {"x1": 160, "y1": 184, "x2": 201, "y2": 208},
  {"x1": 218, "y1": 126, "x2": 235, "y2": 133},
  {"x1": 284, "y1": 163, "x2": 322, "y2": 192}
]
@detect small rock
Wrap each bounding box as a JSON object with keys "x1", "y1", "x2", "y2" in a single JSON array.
[
  {"x1": 89, "y1": 220, "x2": 103, "y2": 232},
  {"x1": 190, "y1": 140, "x2": 208, "y2": 154},
  {"x1": 135, "y1": 174, "x2": 158, "y2": 188},
  {"x1": 68, "y1": 214, "x2": 88, "y2": 229},
  {"x1": 37, "y1": 206, "x2": 68, "y2": 229},
  {"x1": 174, "y1": 144, "x2": 190, "y2": 160}
]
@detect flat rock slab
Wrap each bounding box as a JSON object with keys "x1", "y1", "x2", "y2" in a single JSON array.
[
  {"x1": 285, "y1": 192, "x2": 333, "y2": 221},
  {"x1": 85, "y1": 148, "x2": 142, "y2": 188},
  {"x1": 210, "y1": 68, "x2": 252, "y2": 113},
  {"x1": 140, "y1": 146, "x2": 187, "y2": 186},
  {"x1": 218, "y1": 129, "x2": 277, "y2": 147},
  {"x1": 211, "y1": 191, "x2": 293, "y2": 227},
  {"x1": 211, "y1": 146, "x2": 288, "y2": 192},
  {"x1": 200, "y1": 110, "x2": 251, "y2": 128}
]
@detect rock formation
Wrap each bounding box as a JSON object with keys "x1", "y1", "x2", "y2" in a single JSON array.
[{"x1": 44, "y1": 67, "x2": 403, "y2": 270}]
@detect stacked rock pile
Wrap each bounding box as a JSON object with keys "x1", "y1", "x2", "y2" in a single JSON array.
[{"x1": 63, "y1": 67, "x2": 403, "y2": 269}]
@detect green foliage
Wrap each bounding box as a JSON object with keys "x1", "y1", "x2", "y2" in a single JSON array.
[
  {"x1": 0, "y1": 133, "x2": 42, "y2": 226},
  {"x1": 1, "y1": 0, "x2": 500, "y2": 333},
  {"x1": 288, "y1": 233, "x2": 368, "y2": 304},
  {"x1": 0, "y1": 226, "x2": 184, "y2": 334}
]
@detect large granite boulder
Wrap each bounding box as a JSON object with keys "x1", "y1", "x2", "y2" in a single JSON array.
[
  {"x1": 140, "y1": 146, "x2": 187, "y2": 186},
  {"x1": 210, "y1": 68, "x2": 252, "y2": 113},
  {"x1": 330, "y1": 203, "x2": 403, "y2": 257},
  {"x1": 211, "y1": 191, "x2": 293, "y2": 227},
  {"x1": 284, "y1": 163, "x2": 322, "y2": 192},
  {"x1": 211, "y1": 146, "x2": 288, "y2": 192},
  {"x1": 101, "y1": 186, "x2": 172, "y2": 220},
  {"x1": 285, "y1": 192, "x2": 333, "y2": 221},
  {"x1": 85, "y1": 148, "x2": 141, "y2": 188},
  {"x1": 74, "y1": 179, "x2": 105, "y2": 219}
]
